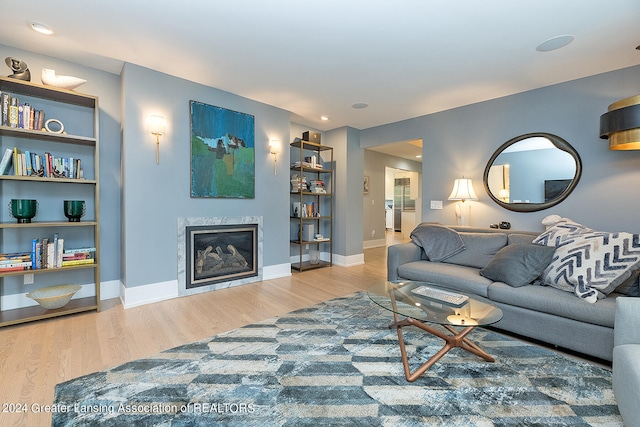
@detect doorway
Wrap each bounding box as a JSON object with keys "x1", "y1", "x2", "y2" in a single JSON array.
[{"x1": 385, "y1": 167, "x2": 421, "y2": 240}]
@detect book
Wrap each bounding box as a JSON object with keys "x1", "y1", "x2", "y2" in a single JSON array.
[
  {"x1": 32, "y1": 238, "x2": 39, "y2": 269},
  {"x1": 1, "y1": 92, "x2": 9, "y2": 126},
  {"x1": 62, "y1": 259, "x2": 95, "y2": 267},
  {"x1": 0, "y1": 148, "x2": 13, "y2": 175},
  {"x1": 23, "y1": 103, "x2": 31, "y2": 130},
  {"x1": 0, "y1": 252, "x2": 32, "y2": 261},
  {"x1": 9, "y1": 97, "x2": 18, "y2": 128},
  {"x1": 0, "y1": 261, "x2": 33, "y2": 268},
  {"x1": 64, "y1": 247, "x2": 97, "y2": 254}
]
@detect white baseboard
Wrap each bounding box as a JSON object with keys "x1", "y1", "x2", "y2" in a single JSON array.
[
  {"x1": 332, "y1": 253, "x2": 365, "y2": 267},
  {"x1": 363, "y1": 238, "x2": 386, "y2": 249},
  {"x1": 120, "y1": 280, "x2": 179, "y2": 309},
  {"x1": 100, "y1": 279, "x2": 120, "y2": 300},
  {"x1": 263, "y1": 263, "x2": 291, "y2": 280}
]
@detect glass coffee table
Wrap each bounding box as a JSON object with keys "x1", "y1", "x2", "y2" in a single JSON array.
[{"x1": 368, "y1": 280, "x2": 503, "y2": 382}]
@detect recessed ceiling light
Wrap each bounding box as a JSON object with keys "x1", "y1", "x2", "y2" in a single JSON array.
[
  {"x1": 536, "y1": 35, "x2": 574, "y2": 52},
  {"x1": 29, "y1": 21, "x2": 54, "y2": 35},
  {"x1": 416, "y1": 155, "x2": 422, "y2": 158},
  {"x1": 320, "y1": 115, "x2": 331, "y2": 121},
  {"x1": 352, "y1": 102, "x2": 369, "y2": 109}
]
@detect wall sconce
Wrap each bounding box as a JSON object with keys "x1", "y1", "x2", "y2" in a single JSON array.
[
  {"x1": 599, "y1": 94, "x2": 640, "y2": 150},
  {"x1": 448, "y1": 177, "x2": 478, "y2": 226},
  {"x1": 269, "y1": 139, "x2": 281, "y2": 175},
  {"x1": 149, "y1": 115, "x2": 165, "y2": 164}
]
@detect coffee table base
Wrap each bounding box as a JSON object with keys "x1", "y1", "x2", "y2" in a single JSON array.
[{"x1": 390, "y1": 317, "x2": 495, "y2": 382}]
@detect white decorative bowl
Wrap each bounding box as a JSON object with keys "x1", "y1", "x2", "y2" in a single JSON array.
[
  {"x1": 41, "y1": 68, "x2": 87, "y2": 90},
  {"x1": 26, "y1": 284, "x2": 82, "y2": 309}
]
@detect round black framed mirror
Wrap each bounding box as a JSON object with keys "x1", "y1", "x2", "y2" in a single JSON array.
[{"x1": 483, "y1": 133, "x2": 582, "y2": 212}]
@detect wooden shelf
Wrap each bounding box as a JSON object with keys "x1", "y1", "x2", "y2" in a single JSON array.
[
  {"x1": 0, "y1": 221, "x2": 97, "y2": 229},
  {"x1": 0, "y1": 174, "x2": 96, "y2": 184},
  {"x1": 0, "y1": 126, "x2": 96, "y2": 146},
  {"x1": 0, "y1": 76, "x2": 101, "y2": 327},
  {"x1": 0, "y1": 76, "x2": 97, "y2": 108},
  {"x1": 290, "y1": 216, "x2": 331, "y2": 221},
  {"x1": 0, "y1": 263, "x2": 97, "y2": 278},
  {"x1": 0, "y1": 296, "x2": 98, "y2": 327},
  {"x1": 290, "y1": 139, "x2": 333, "y2": 272},
  {"x1": 291, "y1": 260, "x2": 332, "y2": 272}
]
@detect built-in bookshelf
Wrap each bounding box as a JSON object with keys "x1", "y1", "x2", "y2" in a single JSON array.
[
  {"x1": 290, "y1": 138, "x2": 333, "y2": 272},
  {"x1": 0, "y1": 76, "x2": 100, "y2": 327}
]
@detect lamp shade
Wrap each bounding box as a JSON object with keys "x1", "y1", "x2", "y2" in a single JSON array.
[
  {"x1": 599, "y1": 94, "x2": 640, "y2": 150},
  {"x1": 150, "y1": 115, "x2": 165, "y2": 136},
  {"x1": 269, "y1": 139, "x2": 281, "y2": 154},
  {"x1": 448, "y1": 178, "x2": 478, "y2": 201}
]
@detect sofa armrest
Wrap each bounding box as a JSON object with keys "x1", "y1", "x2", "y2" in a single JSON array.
[
  {"x1": 387, "y1": 242, "x2": 423, "y2": 281},
  {"x1": 614, "y1": 297, "x2": 640, "y2": 346}
]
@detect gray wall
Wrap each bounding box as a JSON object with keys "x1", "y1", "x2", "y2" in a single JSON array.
[
  {"x1": 121, "y1": 63, "x2": 291, "y2": 288},
  {"x1": 361, "y1": 65, "x2": 640, "y2": 233},
  {"x1": 326, "y1": 127, "x2": 364, "y2": 259}
]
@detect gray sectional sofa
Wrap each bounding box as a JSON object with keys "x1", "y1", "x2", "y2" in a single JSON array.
[
  {"x1": 387, "y1": 225, "x2": 637, "y2": 362},
  {"x1": 613, "y1": 297, "x2": 640, "y2": 427}
]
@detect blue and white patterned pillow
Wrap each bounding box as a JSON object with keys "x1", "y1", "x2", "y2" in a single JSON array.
[{"x1": 533, "y1": 217, "x2": 640, "y2": 303}]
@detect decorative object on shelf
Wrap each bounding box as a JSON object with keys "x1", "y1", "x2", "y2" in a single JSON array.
[
  {"x1": 63, "y1": 200, "x2": 86, "y2": 222},
  {"x1": 290, "y1": 174, "x2": 306, "y2": 192},
  {"x1": 41, "y1": 68, "x2": 87, "y2": 90},
  {"x1": 269, "y1": 139, "x2": 281, "y2": 175},
  {"x1": 448, "y1": 177, "x2": 478, "y2": 226},
  {"x1": 309, "y1": 249, "x2": 320, "y2": 265},
  {"x1": 302, "y1": 130, "x2": 321, "y2": 144},
  {"x1": 190, "y1": 100, "x2": 255, "y2": 198},
  {"x1": 26, "y1": 284, "x2": 82, "y2": 309},
  {"x1": 5, "y1": 57, "x2": 31, "y2": 81},
  {"x1": 8, "y1": 199, "x2": 37, "y2": 223},
  {"x1": 599, "y1": 94, "x2": 640, "y2": 150},
  {"x1": 149, "y1": 115, "x2": 165, "y2": 164},
  {"x1": 44, "y1": 118, "x2": 65, "y2": 134}
]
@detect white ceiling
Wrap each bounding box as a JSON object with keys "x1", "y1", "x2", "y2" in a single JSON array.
[{"x1": 1, "y1": 0, "x2": 639, "y2": 135}]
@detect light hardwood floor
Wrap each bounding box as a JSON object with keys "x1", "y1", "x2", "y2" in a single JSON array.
[{"x1": 0, "y1": 237, "x2": 405, "y2": 426}]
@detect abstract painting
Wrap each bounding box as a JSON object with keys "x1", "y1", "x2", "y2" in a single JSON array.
[{"x1": 190, "y1": 101, "x2": 255, "y2": 198}]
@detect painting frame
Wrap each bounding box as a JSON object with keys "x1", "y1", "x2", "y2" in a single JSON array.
[{"x1": 190, "y1": 100, "x2": 255, "y2": 198}]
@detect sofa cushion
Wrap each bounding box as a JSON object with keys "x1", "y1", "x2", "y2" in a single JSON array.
[
  {"x1": 533, "y1": 216, "x2": 640, "y2": 303},
  {"x1": 409, "y1": 223, "x2": 465, "y2": 262},
  {"x1": 397, "y1": 261, "x2": 493, "y2": 297},
  {"x1": 487, "y1": 281, "x2": 618, "y2": 327},
  {"x1": 508, "y1": 233, "x2": 537, "y2": 246},
  {"x1": 479, "y1": 243, "x2": 556, "y2": 287},
  {"x1": 615, "y1": 270, "x2": 640, "y2": 296},
  {"x1": 442, "y1": 232, "x2": 508, "y2": 269}
]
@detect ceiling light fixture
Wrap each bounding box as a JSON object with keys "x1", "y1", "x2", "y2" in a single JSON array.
[
  {"x1": 352, "y1": 102, "x2": 369, "y2": 109},
  {"x1": 320, "y1": 115, "x2": 331, "y2": 121},
  {"x1": 29, "y1": 21, "x2": 54, "y2": 35},
  {"x1": 536, "y1": 35, "x2": 574, "y2": 52}
]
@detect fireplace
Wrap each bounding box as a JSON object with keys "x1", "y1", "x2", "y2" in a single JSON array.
[{"x1": 178, "y1": 217, "x2": 263, "y2": 296}]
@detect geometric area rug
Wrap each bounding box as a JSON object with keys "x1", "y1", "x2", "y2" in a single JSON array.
[{"x1": 53, "y1": 292, "x2": 622, "y2": 426}]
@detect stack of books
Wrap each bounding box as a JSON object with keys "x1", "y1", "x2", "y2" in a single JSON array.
[
  {"x1": 0, "y1": 147, "x2": 83, "y2": 178},
  {"x1": 1, "y1": 91, "x2": 46, "y2": 131},
  {"x1": 0, "y1": 252, "x2": 33, "y2": 272},
  {"x1": 30, "y1": 235, "x2": 96, "y2": 269}
]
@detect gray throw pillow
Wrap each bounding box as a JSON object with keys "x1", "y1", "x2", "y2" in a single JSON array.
[{"x1": 480, "y1": 243, "x2": 556, "y2": 287}]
